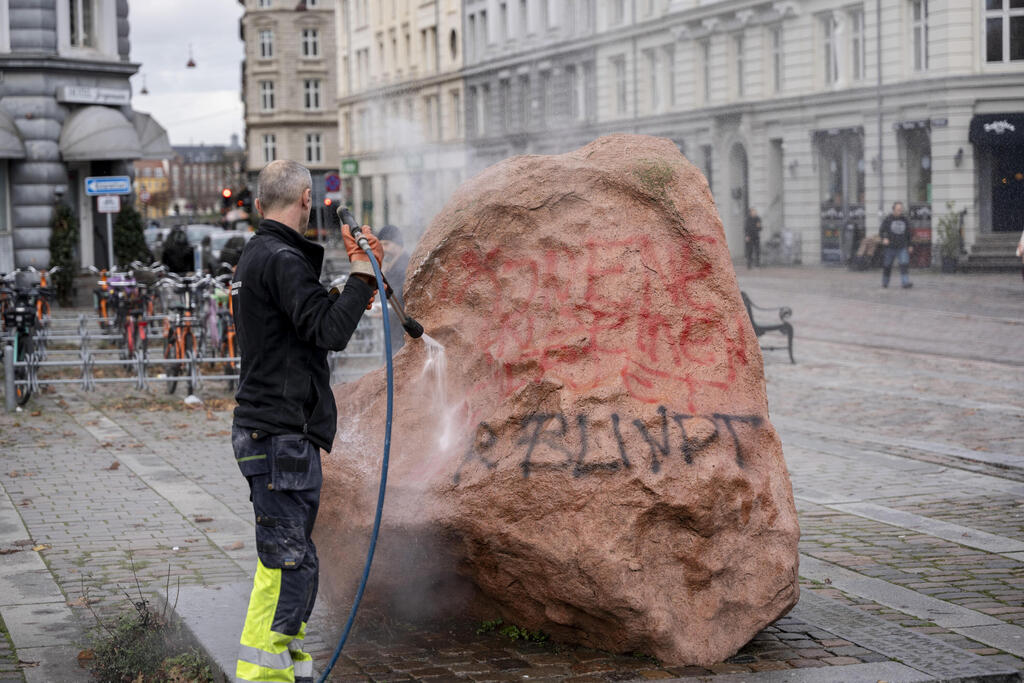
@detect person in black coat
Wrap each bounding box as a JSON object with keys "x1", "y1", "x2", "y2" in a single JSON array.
[
  {"x1": 879, "y1": 201, "x2": 913, "y2": 289},
  {"x1": 160, "y1": 226, "x2": 193, "y2": 274},
  {"x1": 744, "y1": 207, "x2": 763, "y2": 269},
  {"x1": 229, "y1": 160, "x2": 381, "y2": 682}
]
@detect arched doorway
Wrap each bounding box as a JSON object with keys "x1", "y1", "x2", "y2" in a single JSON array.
[{"x1": 728, "y1": 142, "x2": 749, "y2": 256}]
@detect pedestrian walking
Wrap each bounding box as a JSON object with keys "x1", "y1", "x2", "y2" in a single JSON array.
[
  {"x1": 879, "y1": 201, "x2": 913, "y2": 289},
  {"x1": 229, "y1": 160, "x2": 382, "y2": 683},
  {"x1": 160, "y1": 225, "x2": 193, "y2": 275},
  {"x1": 744, "y1": 208, "x2": 762, "y2": 269},
  {"x1": 376, "y1": 224, "x2": 410, "y2": 353}
]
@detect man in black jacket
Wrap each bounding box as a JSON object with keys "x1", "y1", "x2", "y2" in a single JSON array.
[
  {"x1": 230, "y1": 160, "x2": 382, "y2": 683},
  {"x1": 879, "y1": 201, "x2": 913, "y2": 289}
]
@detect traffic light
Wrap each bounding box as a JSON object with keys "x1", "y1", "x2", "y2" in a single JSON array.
[
  {"x1": 221, "y1": 188, "x2": 233, "y2": 210},
  {"x1": 323, "y1": 198, "x2": 332, "y2": 207}
]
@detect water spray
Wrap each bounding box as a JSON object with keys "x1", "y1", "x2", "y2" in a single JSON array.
[
  {"x1": 338, "y1": 207, "x2": 424, "y2": 340},
  {"x1": 317, "y1": 208, "x2": 427, "y2": 682}
]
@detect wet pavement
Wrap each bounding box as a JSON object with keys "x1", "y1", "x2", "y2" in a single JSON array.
[{"x1": 1, "y1": 265, "x2": 1022, "y2": 681}]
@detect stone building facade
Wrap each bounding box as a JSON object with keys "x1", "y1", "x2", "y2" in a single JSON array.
[
  {"x1": 461, "y1": 0, "x2": 1024, "y2": 266},
  {"x1": 167, "y1": 141, "x2": 246, "y2": 218},
  {"x1": 239, "y1": 0, "x2": 338, "y2": 212},
  {"x1": 335, "y1": 0, "x2": 466, "y2": 235},
  {"x1": 0, "y1": 0, "x2": 171, "y2": 271}
]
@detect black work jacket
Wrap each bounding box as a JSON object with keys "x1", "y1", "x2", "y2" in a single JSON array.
[{"x1": 231, "y1": 219, "x2": 373, "y2": 451}]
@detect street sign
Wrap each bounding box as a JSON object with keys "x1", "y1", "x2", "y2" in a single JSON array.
[
  {"x1": 97, "y1": 195, "x2": 121, "y2": 213},
  {"x1": 85, "y1": 176, "x2": 132, "y2": 196},
  {"x1": 325, "y1": 173, "x2": 341, "y2": 192},
  {"x1": 341, "y1": 159, "x2": 359, "y2": 176}
]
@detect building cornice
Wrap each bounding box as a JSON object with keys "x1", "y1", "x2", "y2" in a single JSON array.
[
  {"x1": 0, "y1": 54, "x2": 139, "y2": 77},
  {"x1": 337, "y1": 70, "x2": 464, "y2": 106}
]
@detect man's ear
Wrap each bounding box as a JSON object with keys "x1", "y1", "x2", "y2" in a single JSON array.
[
  {"x1": 303, "y1": 188, "x2": 312, "y2": 209},
  {"x1": 254, "y1": 198, "x2": 264, "y2": 218}
]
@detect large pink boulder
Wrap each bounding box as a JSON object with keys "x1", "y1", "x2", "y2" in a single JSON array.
[{"x1": 317, "y1": 134, "x2": 799, "y2": 666}]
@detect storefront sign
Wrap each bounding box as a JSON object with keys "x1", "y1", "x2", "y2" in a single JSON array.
[
  {"x1": 341, "y1": 159, "x2": 359, "y2": 175},
  {"x1": 984, "y1": 120, "x2": 1016, "y2": 135},
  {"x1": 969, "y1": 114, "x2": 1024, "y2": 148},
  {"x1": 57, "y1": 86, "x2": 131, "y2": 106}
]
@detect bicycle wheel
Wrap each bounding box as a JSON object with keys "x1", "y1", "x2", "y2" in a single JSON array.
[
  {"x1": 14, "y1": 332, "x2": 33, "y2": 406},
  {"x1": 164, "y1": 333, "x2": 180, "y2": 395},
  {"x1": 183, "y1": 331, "x2": 195, "y2": 396}
]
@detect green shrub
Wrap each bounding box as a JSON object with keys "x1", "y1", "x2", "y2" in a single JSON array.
[
  {"x1": 48, "y1": 203, "x2": 78, "y2": 305},
  {"x1": 113, "y1": 203, "x2": 152, "y2": 267}
]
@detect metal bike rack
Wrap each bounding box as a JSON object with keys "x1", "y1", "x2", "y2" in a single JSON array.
[{"x1": 3, "y1": 310, "x2": 387, "y2": 411}]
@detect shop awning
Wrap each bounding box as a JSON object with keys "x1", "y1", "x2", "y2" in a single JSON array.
[
  {"x1": 132, "y1": 112, "x2": 174, "y2": 160},
  {"x1": 59, "y1": 105, "x2": 142, "y2": 161},
  {"x1": 0, "y1": 108, "x2": 26, "y2": 159},
  {"x1": 969, "y1": 113, "x2": 1024, "y2": 148}
]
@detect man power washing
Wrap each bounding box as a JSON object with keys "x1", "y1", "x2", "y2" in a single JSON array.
[{"x1": 230, "y1": 160, "x2": 383, "y2": 683}]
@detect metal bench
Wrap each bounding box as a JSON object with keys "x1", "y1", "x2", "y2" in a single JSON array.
[{"x1": 740, "y1": 291, "x2": 795, "y2": 364}]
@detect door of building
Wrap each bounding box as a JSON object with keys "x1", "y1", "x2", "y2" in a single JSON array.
[
  {"x1": 816, "y1": 128, "x2": 865, "y2": 264},
  {"x1": 969, "y1": 113, "x2": 1024, "y2": 234},
  {"x1": 901, "y1": 123, "x2": 932, "y2": 266},
  {"x1": 991, "y1": 150, "x2": 1024, "y2": 233}
]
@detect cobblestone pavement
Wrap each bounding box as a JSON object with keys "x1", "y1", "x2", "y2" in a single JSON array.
[{"x1": 1, "y1": 266, "x2": 1022, "y2": 681}]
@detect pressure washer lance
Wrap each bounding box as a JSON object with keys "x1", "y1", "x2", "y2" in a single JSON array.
[{"x1": 337, "y1": 206, "x2": 424, "y2": 339}]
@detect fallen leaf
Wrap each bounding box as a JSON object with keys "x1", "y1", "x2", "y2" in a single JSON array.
[
  {"x1": 193, "y1": 516, "x2": 213, "y2": 523},
  {"x1": 30, "y1": 410, "x2": 41, "y2": 417},
  {"x1": 107, "y1": 461, "x2": 120, "y2": 470},
  {"x1": 77, "y1": 649, "x2": 95, "y2": 667},
  {"x1": 824, "y1": 577, "x2": 832, "y2": 585},
  {"x1": 127, "y1": 442, "x2": 142, "y2": 448},
  {"x1": 17, "y1": 659, "x2": 39, "y2": 668},
  {"x1": 67, "y1": 596, "x2": 100, "y2": 607},
  {"x1": 8, "y1": 471, "x2": 17, "y2": 477},
  {"x1": 100, "y1": 442, "x2": 112, "y2": 448},
  {"x1": 0, "y1": 548, "x2": 23, "y2": 555},
  {"x1": 19, "y1": 499, "x2": 32, "y2": 507},
  {"x1": 202, "y1": 527, "x2": 216, "y2": 533},
  {"x1": 32, "y1": 544, "x2": 50, "y2": 552},
  {"x1": 184, "y1": 538, "x2": 199, "y2": 543},
  {"x1": 226, "y1": 541, "x2": 245, "y2": 551},
  {"x1": 206, "y1": 410, "x2": 216, "y2": 421}
]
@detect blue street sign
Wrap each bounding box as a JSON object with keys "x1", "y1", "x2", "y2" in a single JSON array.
[{"x1": 84, "y1": 176, "x2": 132, "y2": 196}]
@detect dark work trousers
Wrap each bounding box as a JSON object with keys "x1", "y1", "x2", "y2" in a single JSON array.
[
  {"x1": 745, "y1": 237, "x2": 761, "y2": 269},
  {"x1": 232, "y1": 425, "x2": 321, "y2": 683}
]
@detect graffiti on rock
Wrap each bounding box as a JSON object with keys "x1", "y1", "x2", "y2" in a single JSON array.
[
  {"x1": 434, "y1": 235, "x2": 750, "y2": 417},
  {"x1": 453, "y1": 406, "x2": 763, "y2": 483}
]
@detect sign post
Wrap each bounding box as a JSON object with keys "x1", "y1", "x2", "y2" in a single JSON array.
[
  {"x1": 97, "y1": 195, "x2": 121, "y2": 270},
  {"x1": 85, "y1": 177, "x2": 132, "y2": 269}
]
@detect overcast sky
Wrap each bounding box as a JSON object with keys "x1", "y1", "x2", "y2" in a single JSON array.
[{"x1": 128, "y1": 0, "x2": 245, "y2": 147}]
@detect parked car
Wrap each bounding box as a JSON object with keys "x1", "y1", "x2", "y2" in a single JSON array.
[
  {"x1": 208, "y1": 229, "x2": 254, "y2": 267},
  {"x1": 185, "y1": 224, "x2": 218, "y2": 248}
]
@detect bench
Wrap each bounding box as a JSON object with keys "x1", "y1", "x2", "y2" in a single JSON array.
[{"x1": 741, "y1": 291, "x2": 795, "y2": 364}]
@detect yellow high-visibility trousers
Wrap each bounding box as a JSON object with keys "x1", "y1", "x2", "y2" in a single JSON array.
[
  {"x1": 233, "y1": 427, "x2": 322, "y2": 683},
  {"x1": 235, "y1": 560, "x2": 315, "y2": 682}
]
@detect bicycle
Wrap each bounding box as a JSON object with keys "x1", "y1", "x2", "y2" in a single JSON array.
[
  {"x1": 159, "y1": 273, "x2": 213, "y2": 395},
  {"x1": 211, "y1": 273, "x2": 238, "y2": 391},
  {"x1": 1, "y1": 270, "x2": 53, "y2": 405}
]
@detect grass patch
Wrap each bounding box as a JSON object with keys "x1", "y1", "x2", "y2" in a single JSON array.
[{"x1": 84, "y1": 558, "x2": 216, "y2": 683}]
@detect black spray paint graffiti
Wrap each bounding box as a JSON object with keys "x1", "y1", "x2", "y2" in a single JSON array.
[{"x1": 452, "y1": 406, "x2": 763, "y2": 483}]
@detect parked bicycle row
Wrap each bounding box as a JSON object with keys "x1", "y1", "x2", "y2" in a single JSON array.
[{"x1": 0, "y1": 265, "x2": 60, "y2": 405}]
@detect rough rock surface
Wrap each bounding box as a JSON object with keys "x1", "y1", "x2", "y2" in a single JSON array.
[{"x1": 318, "y1": 134, "x2": 800, "y2": 666}]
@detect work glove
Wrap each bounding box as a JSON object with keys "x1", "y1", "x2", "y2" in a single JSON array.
[{"x1": 342, "y1": 224, "x2": 384, "y2": 274}]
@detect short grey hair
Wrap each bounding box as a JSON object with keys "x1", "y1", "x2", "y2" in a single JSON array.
[{"x1": 257, "y1": 160, "x2": 312, "y2": 213}]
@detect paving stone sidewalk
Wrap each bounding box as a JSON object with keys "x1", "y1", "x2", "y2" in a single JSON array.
[{"x1": 1, "y1": 266, "x2": 1023, "y2": 681}]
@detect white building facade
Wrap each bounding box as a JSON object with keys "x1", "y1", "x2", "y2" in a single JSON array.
[
  {"x1": 335, "y1": 0, "x2": 466, "y2": 235},
  {"x1": 463, "y1": 0, "x2": 1024, "y2": 267}
]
